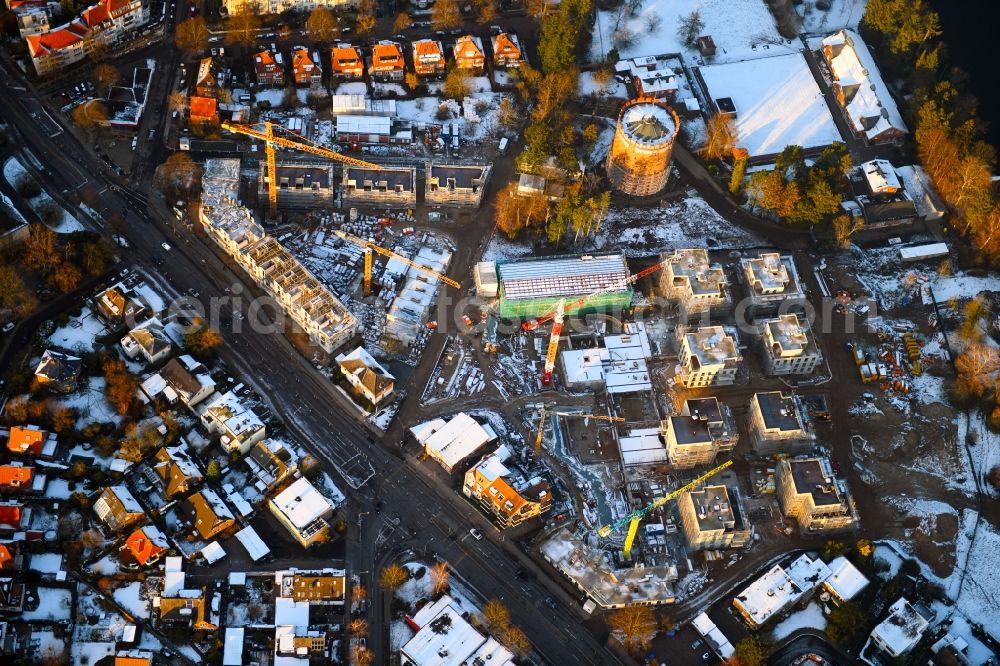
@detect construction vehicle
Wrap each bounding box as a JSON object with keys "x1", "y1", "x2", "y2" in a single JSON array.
[
  {"x1": 334, "y1": 229, "x2": 461, "y2": 297},
  {"x1": 541, "y1": 299, "x2": 565, "y2": 386},
  {"x1": 221, "y1": 121, "x2": 382, "y2": 218},
  {"x1": 533, "y1": 405, "x2": 624, "y2": 455},
  {"x1": 597, "y1": 459, "x2": 733, "y2": 559},
  {"x1": 521, "y1": 258, "x2": 670, "y2": 332}
]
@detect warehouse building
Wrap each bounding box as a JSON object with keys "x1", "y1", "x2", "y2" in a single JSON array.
[{"x1": 496, "y1": 254, "x2": 632, "y2": 320}]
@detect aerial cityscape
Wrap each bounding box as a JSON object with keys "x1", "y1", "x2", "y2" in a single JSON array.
[{"x1": 0, "y1": 0, "x2": 998, "y2": 664}]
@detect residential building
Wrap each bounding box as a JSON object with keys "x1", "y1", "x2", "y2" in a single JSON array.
[
  {"x1": 259, "y1": 162, "x2": 336, "y2": 210},
  {"x1": 278, "y1": 568, "x2": 346, "y2": 604},
  {"x1": 123, "y1": 525, "x2": 169, "y2": 567},
  {"x1": 335, "y1": 114, "x2": 414, "y2": 145},
  {"x1": 0, "y1": 502, "x2": 26, "y2": 538},
  {"x1": 95, "y1": 284, "x2": 146, "y2": 327},
  {"x1": 142, "y1": 355, "x2": 216, "y2": 408},
  {"x1": 760, "y1": 314, "x2": 823, "y2": 376},
  {"x1": 0, "y1": 464, "x2": 42, "y2": 494},
  {"x1": 194, "y1": 57, "x2": 224, "y2": 98},
  {"x1": 662, "y1": 398, "x2": 736, "y2": 469},
  {"x1": 732, "y1": 554, "x2": 831, "y2": 628},
  {"x1": 369, "y1": 40, "x2": 404, "y2": 80},
  {"x1": 342, "y1": 165, "x2": 417, "y2": 207},
  {"x1": 616, "y1": 56, "x2": 679, "y2": 100},
  {"x1": 15, "y1": 7, "x2": 49, "y2": 39},
  {"x1": 153, "y1": 445, "x2": 204, "y2": 499},
  {"x1": 491, "y1": 32, "x2": 523, "y2": 68},
  {"x1": 865, "y1": 598, "x2": 929, "y2": 659},
  {"x1": 0, "y1": 579, "x2": 25, "y2": 613},
  {"x1": 660, "y1": 249, "x2": 729, "y2": 314},
  {"x1": 94, "y1": 485, "x2": 145, "y2": 532},
  {"x1": 292, "y1": 48, "x2": 322, "y2": 86},
  {"x1": 463, "y1": 446, "x2": 552, "y2": 528},
  {"x1": 25, "y1": 0, "x2": 150, "y2": 77},
  {"x1": 223, "y1": 0, "x2": 358, "y2": 15},
  {"x1": 401, "y1": 595, "x2": 515, "y2": 666},
  {"x1": 329, "y1": 44, "x2": 363, "y2": 79},
  {"x1": 560, "y1": 322, "x2": 652, "y2": 394},
  {"x1": 747, "y1": 392, "x2": 815, "y2": 456},
  {"x1": 336, "y1": 347, "x2": 395, "y2": 407},
  {"x1": 5, "y1": 426, "x2": 57, "y2": 458},
  {"x1": 740, "y1": 253, "x2": 805, "y2": 313},
  {"x1": 200, "y1": 391, "x2": 266, "y2": 454},
  {"x1": 823, "y1": 556, "x2": 868, "y2": 604},
  {"x1": 114, "y1": 650, "x2": 154, "y2": 666},
  {"x1": 253, "y1": 49, "x2": 284, "y2": 86},
  {"x1": 453, "y1": 35, "x2": 485, "y2": 72},
  {"x1": 846, "y1": 159, "x2": 918, "y2": 228},
  {"x1": 189, "y1": 96, "x2": 218, "y2": 125},
  {"x1": 678, "y1": 484, "x2": 750, "y2": 551},
  {"x1": 269, "y1": 477, "x2": 336, "y2": 547},
  {"x1": 245, "y1": 439, "x2": 300, "y2": 493},
  {"x1": 33, "y1": 350, "x2": 82, "y2": 393},
  {"x1": 412, "y1": 413, "x2": 495, "y2": 474},
  {"x1": 120, "y1": 319, "x2": 173, "y2": 364},
  {"x1": 821, "y1": 30, "x2": 907, "y2": 145},
  {"x1": 425, "y1": 162, "x2": 491, "y2": 208},
  {"x1": 677, "y1": 326, "x2": 741, "y2": 387},
  {"x1": 776, "y1": 456, "x2": 859, "y2": 533},
  {"x1": 185, "y1": 488, "x2": 236, "y2": 540},
  {"x1": 200, "y1": 159, "x2": 359, "y2": 354},
  {"x1": 412, "y1": 39, "x2": 445, "y2": 77}
]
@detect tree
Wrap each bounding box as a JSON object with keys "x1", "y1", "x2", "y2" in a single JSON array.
[
  {"x1": 183, "y1": 323, "x2": 224, "y2": 356},
  {"x1": 392, "y1": 12, "x2": 412, "y2": 33},
  {"x1": 833, "y1": 214, "x2": 865, "y2": 248},
  {"x1": 348, "y1": 618, "x2": 368, "y2": 637},
  {"x1": 103, "y1": 360, "x2": 140, "y2": 416},
  {"x1": 825, "y1": 601, "x2": 867, "y2": 645},
  {"x1": 281, "y1": 85, "x2": 300, "y2": 110},
  {"x1": 442, "y1": 67, "x2": 472, "y2": 100},
  {"x1": 72, "y1": 100, "x2": 109, "y2": 130},
  {"x1": 351, "y1": 645, "x2": 373, "y2": 666},
  {"x1": 355, "y1": 0, "x2": 376, "y2": 35},
  {"x1": 430, "y1": 561, "x2": 449, "y2": 596},
  {"x1": 306, "y1": 7, "x2": 337, "y2": 41},
  {"x1": 729, "y1": 149, "x2": 749, "y2": 194},
  {"x1": 168, "y1": 91, "x2": 189, "y2": 116},
  {"x1": 94, "y1": 63, "x2": 121, "y2": 92},
  {"x1": 154, "y1": 153, "x2": 203, "y2": 200},
  {"x1": 676, "y1": 9, "x2": 704, "y2": 47},
  {"x1": 206, "y1": 460, "x2": 221, "y2": 479},
  {"x1": 175, "y1": 17, "x2": 209, "y2": 55},
  {"x1": 0, "y1": 264, "x2": 36, "y2": 318},
  {"x1": 23, "y1": 224, "x2": 60, "y2": 276},
  {"x1": 49, "y1": 262, "x2": 82, "y2": 293},
  {"x1": 353, "y1": 585, "x2": 367, "y2": 602},
  {"x1": 988, "y1": 465, "x2": 1000, "y2": 493},
  {"x1": 499, "y1": 626, "x2": 531, "y2": 656},
  {"x1": 482, "y1": 599, "x2": 510, "y2": 633},
  {"x1": 733, "y1": 636, "x2": 768, "y2": 666},
  {"x1": 473, "y1": 0, "x2": 496, "y2": 23},
  {"x1": 609, "y1": 605, "x2": 656, "y2": 653},
  {"x1": 955, "y1": 343, "x2": 1000, "y2": 398},
  {"x1": 81, "y1": 529, "x2": 104, "y2": 548},
  {"x1": 702, "y1": 113, "x2": 737, "y2": 160},
  {"x1": 225, "y1": 9, "x2": 261, "y2": 46},
  {"x1": 431, "y1": 0, "x2": 461, "y2": 30},
  {"x1": 379, "y1": 562, "x2": 409, "y2": 593}
]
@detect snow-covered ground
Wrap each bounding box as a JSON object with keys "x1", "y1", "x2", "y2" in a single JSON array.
[
  {"x1": 579, "y1": 71, "x2": 627, "y2": 99},
  {"x1": 391, "y1": 560, "x2": 485, "y2": 651},
  {"x1": 3, "y1": 156, "x2": 85, "y2": 233},
  {"x1": 698, "y1": 52, "x2": 841, "y2": 157},
  {"x1": 799, "y1": 0, "x2": 867, "y2": 34},
  {"x1": 113, "y1": 582, "x2": 150, "y2": 619},
  {"x1": 394, "y1": 93, "x2": 509, "y2": 140},
  {"x1": 591, "y1": 0, "x2": 796, "y2": 64},
  {"x1": 771, "y1": 601, "x2": 827, "y2": 640},
  {"x1": 48, "y1": 306, "x2": 107, "y2": 353},
  {"x1": 22, "y1": 587, "x2": 72, "y2": 621},
  {"x1": 52, "y1": 376, "x2": 123, "y2": 429}
]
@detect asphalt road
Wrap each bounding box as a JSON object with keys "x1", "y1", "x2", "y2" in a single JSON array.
[{"x1": 0, "y1": 57, "x2": 625, "y2": 665}]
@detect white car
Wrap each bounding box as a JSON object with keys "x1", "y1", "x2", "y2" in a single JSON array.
[
  {"x1": 469, "y1": 528, "x2": 483, "y2": 540},
  {"x1": 161, "y1": 242, "x2": 172, "y2": 251},
  {"x1": 2, "y1": 322, "x2": 14, "y2": 333}
]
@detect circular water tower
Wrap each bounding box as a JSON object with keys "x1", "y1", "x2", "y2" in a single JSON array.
[{"x1": 606, "y1": 98, "x2": 680, "y2": 197}]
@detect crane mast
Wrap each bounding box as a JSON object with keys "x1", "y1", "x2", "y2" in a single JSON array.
[{"x1": 334, "y1": 230, "x2": 461, "y2": 292}]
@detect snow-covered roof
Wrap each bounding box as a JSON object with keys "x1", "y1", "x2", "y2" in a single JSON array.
[
  {"x1": 235, "y1": 525, "x2": 271, "y2": 562},
  {"x1": 561, "y1": 322, "x2": 651, "y2": 393},
  {"x1": 692, "y1": 612, "x2": 735, "y2": 660},
  {"x1": 619, "y1": 428, "x2": 667, "y2": 466},
  {"x1": 274, "y1": 596, "x2": 310, "y2": 627},
  {"x1": 899, "y1": 242, "x2": 949, "y2": 262},
  {"x1": 412, "y1": 412, "x2": 492, "y2": 471},
  {"x1": 223, "y1": 627, "x2": 244, "y2": 666},
  {"x1": 699, "y1": 52, "x2": 841, "y2": 158},
  {"x1": 200, "y1": 541, "x2": 227, "y2": 564},
  {"x1": 824, "y1": 556, "x2": 868, "y2": 602},
  {"x1": 733, "y1": 563, "x2": 807, "y2": 626},
  {"x1": 402, "y1": 594, "x2": 492, "y2": 666},
  {"x1": 786, "y1": 553, "x2": 831, "y2": 591},
  {"x1": 336, "y1": 114, "x2": 391, "y2": 135},
  {"x1": 270, "y1": 477, "x2": 334, "y2": 530},
  {"x1": 620, "y1": 102, "x2": 676, "y2": 144},
  {"x1": 870, "y1": 597, "x2": 929, "y2": 656}
]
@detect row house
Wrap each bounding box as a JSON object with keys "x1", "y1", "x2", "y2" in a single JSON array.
[
  {"x1": 222, "y1": 0, "x2": 357, "y2": 14},
  {"x1": 369, "y1": 40, "x2": 404, "y2": 81},
  {"x1": 25, "y1": 0, "x2": 149, "y2": 77},
  {"x1": 329, "y1": 44, "x2": 363, "y2": 80},
  {"x1": 491, "y1": 32, "x2": 523, "y2": 68},
  {"x1": 292, "y1": 48, "x2": 322, "y2": 87},
  {"x1": 425, "y1": 162, "x2": 492, "y2": 208},
  {"x1": 412, "y1": 39, "x2": 445, "y2": 77},
  {"x1": 342, "y1": 165, "x2": 417, "y2": 208},
  {"x1": 453, "y1": 35, "x2": 485, "y2": 73},
  {"x1": 254, "y1": 49, "x2": 285, "y2": 87}
]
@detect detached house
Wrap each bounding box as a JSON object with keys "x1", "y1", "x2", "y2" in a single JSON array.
[
  {"x1": 336, "y1": 347, "x2": 395, "y2": 407},
  {"x1": 329, "y1": 44, "x2": 363, "y2": 80},
  {"x1": 142, "y1": 355, "x2": 216, "y2": 408},
  {"x1": 94, "y1": 485, "x2": 145, "y2": 532},
  {"x1": 293, "y1": 48, "x2": 322, "y2": 87},
  {"x1": 254, "y1": 49, "x2": 285, "y2": 87},
  {"x1": 189, "y1": 96, "x2": 219, "y2": 125},
  {"x1": 121, "y1": 319, "x2": 173, "y2": 365},
  {"x1": 269, "y1": 477, "x2": 337, "y2": 547},
  {"x1": 95, "y1": 284, "x2": 146, "y2": 328},
  {"x1": 491, "y1": 32, "x2": 523, "y2": 68},
  {"x1": 153, "y1": 445, "x2": 204, "y2": 499},
  {"x1": 412, "y1": 39, "x2": 445, "y2": 77},
  {"x1": 245, "y1": 439, "x2": 300, "y2": 493},
  {"x1": 0, "y1": 464, "x2": 44, "y2": 495},
  {"x1": 200, "y1": 391, "x2": 266, "y2": 454},
  {"x1": 453, "y1": 35, "x2": 485, "y2": 73},
  {"x1": 34, "y1": 350, "x2": 82, "y2": 393},
  {"x1": 123, "y1": 525, "x2": 169, "y2": 567},
  {"x1": 5, "y1": 425, "x2": 57, "y2": 458},
  {"x1": 195, "y1": 56, "x2": 224, "y2": 98},
  {"x1": 463, "y1": 446, "x2": 551, "y2": 528},
  {"x1": 185, "y1": 488, "x2": 236, "y2": 541},
  {"x1": 369, "y1": 40, "x2": 404, "y2": 81}
]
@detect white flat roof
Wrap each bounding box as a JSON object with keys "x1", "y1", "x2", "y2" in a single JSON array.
[
  {"x1": 733, "y1": 563, "x2": 806, "y2": 626},
  {"x1": 235, "y1": 525, "x2": 272, "y2": 562},
  {"x1": 274, "y1": 596, "x2": 310, "y2": 626},
  {"x1": 201, "y1": 541, "x2": 227, "y2": 564},
  {"x1": 786, "y1": 553, "x2": 831, "y2": 591},
  {"x1": 825, "y1": 556, "x2": 868, "y2": 601},
  {"x1": 223, "y1": 627, "x2": 245, "y2": 666},
  {"x1": 270, "y1": 477, "x2": 334, "y2": 529},
  {"x1": 336, "y1": 114, "x2": 391, "y2": 135},
  {"x1": 692, "y1": 612, "x2": 735, "y2": 660},
  {"x1": 499, "y1": 254, "x2": 629, "y2": 301},
  {"x1": 619, "y1": 428, "x2": 667, "y2": 466},
  {"x1": 899, "y1": 242, "x2": 949, "y2": 261},
  {"x1": 402, "y1": 594, "x2": 488, "y2": 666}
]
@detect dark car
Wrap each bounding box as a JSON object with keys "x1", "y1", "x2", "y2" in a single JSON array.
[{"x1": 544, "y1": 597, "x2": 558, "y2": 610}]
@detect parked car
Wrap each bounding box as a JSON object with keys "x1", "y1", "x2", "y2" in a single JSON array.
[
  {"x1": 2, "y1": 323, "x2": 15, "y2": 333},
  {"x1": 161, "y1": 242, "x2": 172, "y2": 251},
  {"x1": 469, "y1": 528, "x2": 483, "y2": 540}
]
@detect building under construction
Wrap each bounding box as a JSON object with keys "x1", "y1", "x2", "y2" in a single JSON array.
[
  {"x1": 257, "y1": 162, "x2": 335, "y2": 209},
  {"x1": 606, "y1": 97, "x2": 680, "y2": 197},
  {"x1": 493, "y1": 254, "x2": 632, "y2": 320}
]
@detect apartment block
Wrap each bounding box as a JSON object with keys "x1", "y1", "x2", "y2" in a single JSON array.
[
  {"x1": 425, "y1": 162, "x2": 491, "y2": 208},
  {"x1": 747, "y1": 392, "x2": 815, "y2": 456},
  {"x1": 463, "y1": 447, "x2": 551, "y2": 529},
  {"x1": 677, "y1": 326, "x2": 741, "y2": 388},
  {"x1": 760, "y1": 314, "x2": 823, "y2": 376},
  {"x1": 663, "y1": 397, "x2": 736, "y2": 469},
  {"x1": 678, "y1": 484, "x2": 750, "y2": 551},
  {"x1": 740, "y1": 253, "x2": 805, "y2": 313},
  {"x1": 776, "y1": 456, "x2": 859, "y2": 534},
  {"x1": 660, "y1": 249, "x2": 730, "y2": 315},
  {"x1": 342, "y1": 165, "x2": 416, "y2": 208}
]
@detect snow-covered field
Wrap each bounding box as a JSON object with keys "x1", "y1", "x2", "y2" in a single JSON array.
[
  {"x1": 3, "y1": 156, "x2": 85, "y2": 233},
  {"x1": 591, "y1": 0, "x2": 796, "y2": 64},
  {"x1": 113, "y1": 582, "x2": 150, "y2": 619},
  {"x1": 48, "y1": 306, "x2": 107, "y2": 353},
  {"x1": 698, "y1": 52, "x2": 841, "y2": 157},
  {"x1": 22, "y1": 587, "x2": 72, "y2": 621},
  {"x1": 52, "y1": 376, "x2": 123, "y2": 429}
]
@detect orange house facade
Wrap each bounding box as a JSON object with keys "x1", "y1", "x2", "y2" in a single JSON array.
[
  {"x1": 369, "y1": 40, "x2": 404, "y2": 81},
  {"x1": 453, "y1": 35, "x2": 485, "y2": 73},
  {"x1": 412, "y1": 39, "x2": 445, "y2": 77}
]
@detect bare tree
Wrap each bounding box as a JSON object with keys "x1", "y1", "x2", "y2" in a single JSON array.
[
  {"x1": 676, "y1": 9, "x2": 704, "y2": 47},
  {"x1": 379, "y1": 562, "x2": 409, "y2": 593},
  {"x1": 348, "y1": 618, "x2": 368, "y2": 637},
  {"x1": 955, "y1": 343, "x2": 1000, "y2": 398},
  {"x1": 306, "y1": 7, "x2": 337, "y2": 42},
  {"x1": 833, "y1": 214, "x2": 865, "y2": 249},
  {"x1": 392, "y1": 12, "x2": 412, "y2": 33},
  {"x1": 431, "y1": 0, "x2": 462, "y2": 30},
  {"x1": 609, "y1": 605, "x2": 657, "y2": 653},
  {"x1": 481, "y1": 599, "x2": 511, "y2": 633},
  {"x1": 225, "y1": 9, "x2": 261, "y2": 46},
  {"x1": 701, "y1": 112, "x2": 737, "y2": 160},
  {"x1": 175, "y1": 17, "x2": 209, "y2": 55},
  {"x1": 430, "y1": 561, "x2": 449, "y2": 596},
  {"x1": 94, "y1": 63, "x2": 121, "y2": 92}
]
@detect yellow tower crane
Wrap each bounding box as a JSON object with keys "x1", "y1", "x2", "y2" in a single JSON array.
[
  {"x1": 220, "y1": 121, "x2": 383, "y2": 218},
  {"x1": 597, "y1": 459, "x2": 733, "y2": 559},
  {"x1": 334, "y1": 229, "x2": 461, "y2": 296},
  {"x1": 533, "y1": 405, "x2": 625, "y2": 455}
]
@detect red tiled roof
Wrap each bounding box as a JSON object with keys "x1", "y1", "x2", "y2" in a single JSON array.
[
  {"x1": 7, "y1": 427, "x2": 46, "y2": 455},
  {"x1": 0, "y1": 505, "x2": 22, "y2": 527},
  {"x1": 0, "y1": 544, "x2": 11, "y2": 569},
  {"x1": 26, "y1": 26, "x2": 85, "y2": 55},
  {"x1": 189, "y1": 96, "x2": 218, "y2": 120},
  {"x1": 0, "y1": 466, "x2": 32, "y2": 488},
  {"x1": 125, "y1": 528, "x2": 167, "y2": 566}
]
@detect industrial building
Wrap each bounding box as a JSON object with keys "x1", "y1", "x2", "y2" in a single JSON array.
[
  {"x1": 677, "y1": 326, "x2": 741, "y2": 388},
  {"x1": 747, "y1": 391, "x2": 815, "y2": 456},
  {"x1": 606, "y1": 97, "x2": 679, "y2": 197},
  {"x1": 776, "y1": 456, "x2": 859, "y2": 534},
  {"x1": 678, "y1": 484, "x2": 750, "y2": 551},
  {"x1": 257, "y1": 162, "x2": 335, "y2": 209},
  {"x1": 760, "y1": 314, "x2": 823, "y2": 376},
  {"x1": 342, "y1": 165, "x2": 416, "y2": 208},
  {"x1": 424, "y1": 162, "x2": 491, "y2": 207},
  {"x1": 334, "y1": 114, "x2": 413, "y2": 145},
  {"x1": 329, "y1": 94, "x2": 395, "y2": 116},
  {"x1": 496, "y1": 254, "x2": 631, "y2": 320}
]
